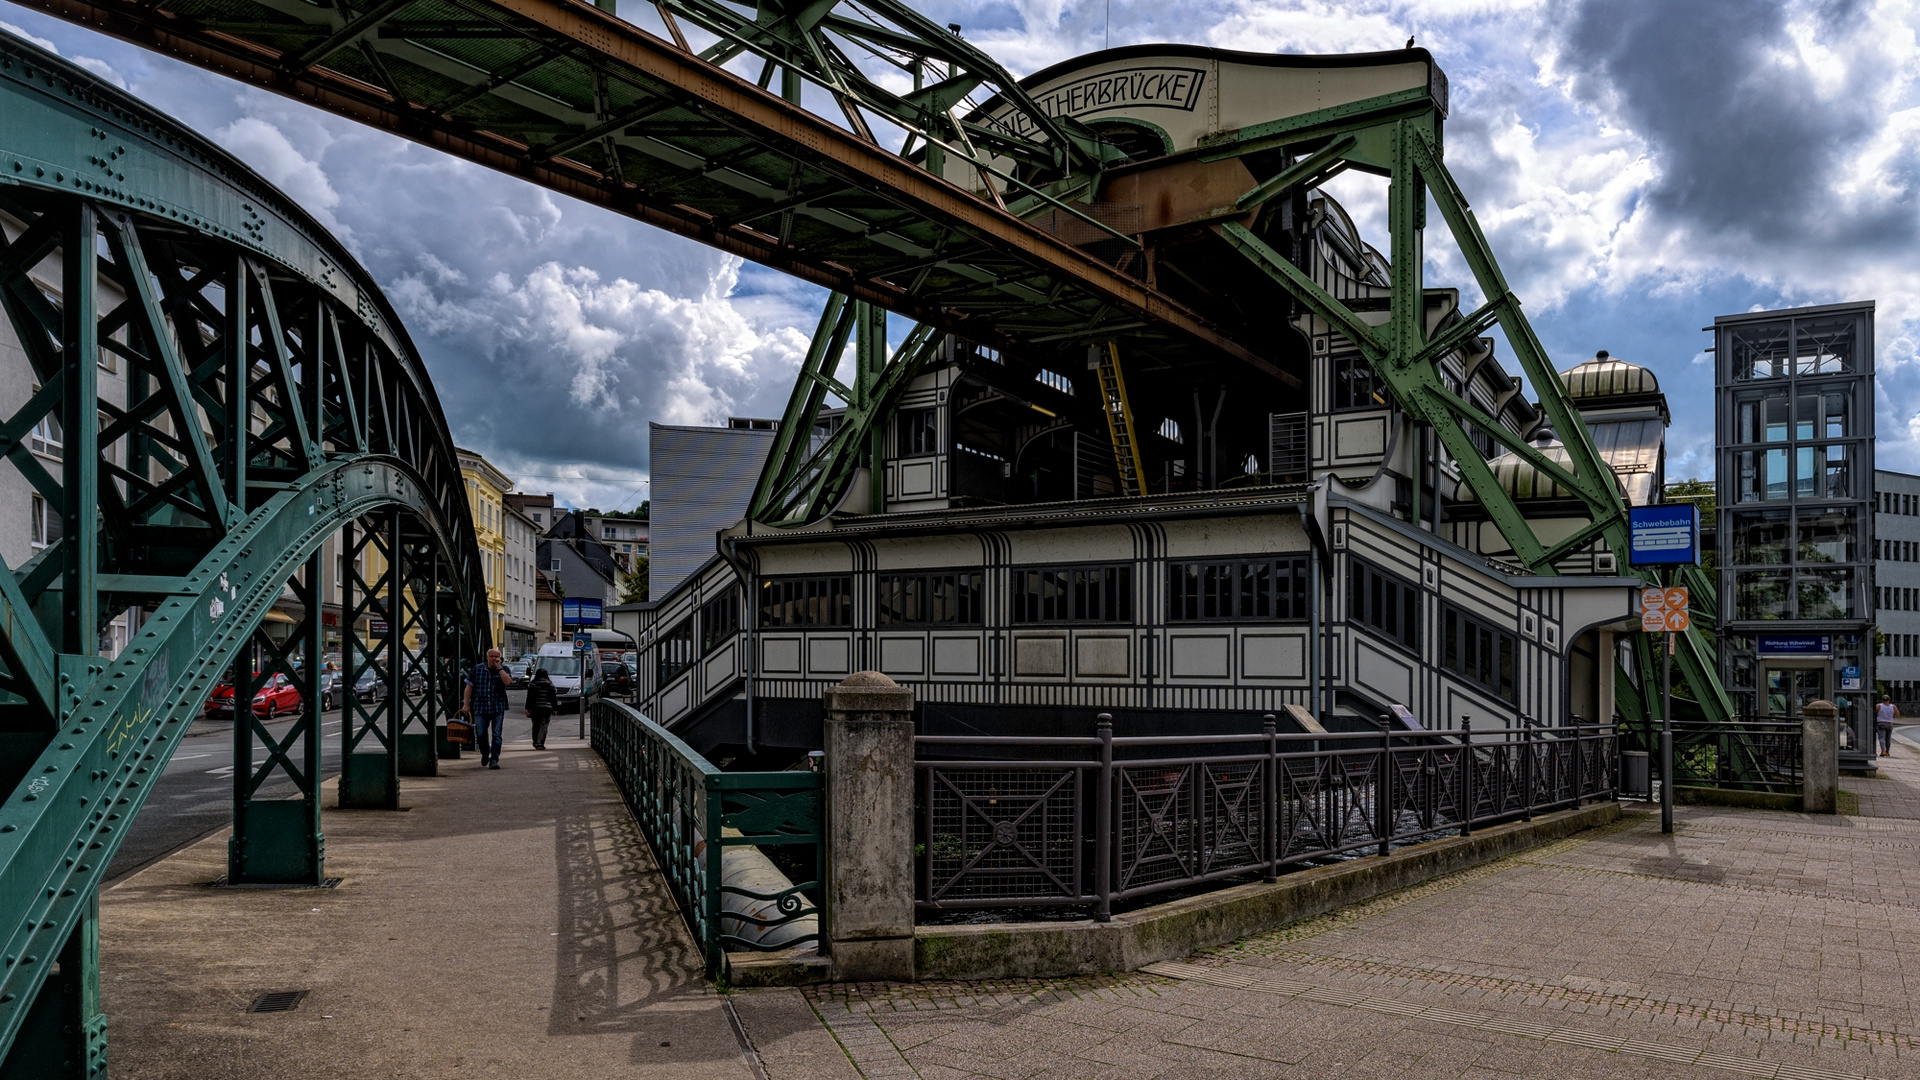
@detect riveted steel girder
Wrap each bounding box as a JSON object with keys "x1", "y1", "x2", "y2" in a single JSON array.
[{"x1": 1, "y1": 0, "x2": 1289, "y2": 380}]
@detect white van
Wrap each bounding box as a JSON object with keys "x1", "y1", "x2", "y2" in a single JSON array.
[{"x1": 533, "y1": 641, "x2": 599, "y2": 712}]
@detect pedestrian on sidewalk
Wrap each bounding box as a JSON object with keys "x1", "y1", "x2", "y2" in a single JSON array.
[
  {"x1": 1877, "y1": 696, "x2": 1898, "y2": 757},
  {"x1": 525, "y1": 668, "x2": 557, "y2": 751},
  {"x1": 460, "y1": 647, "x2": 513, "y2": 769}
]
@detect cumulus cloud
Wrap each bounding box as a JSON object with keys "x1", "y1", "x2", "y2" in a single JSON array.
[
  {"x1": 212, "y1": 117, "x2": 349, "y2": 242},
  {"x1": 391, "y1": 256, "x2": 810, "y2": 476},
  {"x1": 8, "y1": 0, "x2": 1920, "y2": 484}
]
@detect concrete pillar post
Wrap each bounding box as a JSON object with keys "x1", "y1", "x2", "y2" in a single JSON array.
[
  {"x1": 1802, "y1": 699, "x2": 1840, "y2": 814},
  {"x1": 821, "y1": 671, "x2": 916, "y2": 982}
]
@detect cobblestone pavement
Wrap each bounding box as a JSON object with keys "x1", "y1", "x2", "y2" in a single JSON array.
[
  {"x1": 736, "y1": 804, "x2": 1920, "y2": 1080},
  {"x1": 1845, "y1": 731, "x2": 1920, "y2": 821}
]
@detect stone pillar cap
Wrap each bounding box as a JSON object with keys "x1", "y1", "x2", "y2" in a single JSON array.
[
  {"x1": 823, "y1": 670, "x2": 915, "y2": 714},
  {"x1": 1800, "y1": 699, "x2": 1840, "y2": 715}
]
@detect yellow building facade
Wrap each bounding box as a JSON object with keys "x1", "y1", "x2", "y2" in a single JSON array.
[{"x1": 458, "y1": 447, "x2": 511, "y2": 651}]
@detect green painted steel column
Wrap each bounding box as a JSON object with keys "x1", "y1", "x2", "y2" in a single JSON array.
[
  {"x1": 223, "y1": 256, "x2": 248, "y2": 514},
  {"x1": 399, "y1": 546, "x2": 437, "y2": 776},
  {"x1": 340, "y1": 514, "x2": 400, "y2": 809},
  {"x1": 0, "y1": 892, "x2": 104, "y2": 1080},
  {"x1": 59, "y1": 202, "x2": 97, "y2": 656},
  {"x1": 858, "y1": 301, "x2": 886, "y2": 513},
  {"x1": 229, "y1": 553, "x2": 326, "y2": 884},
  {"x1": 434, "y1": 585, "x2": 463, "y2": 759}
]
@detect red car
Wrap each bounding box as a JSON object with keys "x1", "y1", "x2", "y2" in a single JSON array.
[{"x1": 204, "y1": 673, "x2": 302, "y2": 718}]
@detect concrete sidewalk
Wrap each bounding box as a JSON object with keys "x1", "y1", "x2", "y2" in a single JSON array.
[
  {"x1": 101, "y1": 735, "x2": 762, "y2": 1079},
  {"x1": 106, "y1": 736, "x2": 1920, "y2": 1080}
]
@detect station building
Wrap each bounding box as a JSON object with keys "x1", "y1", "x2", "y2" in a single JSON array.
[{"x1": 613, "y1": 47, "x2": 1674, "y2": 760}]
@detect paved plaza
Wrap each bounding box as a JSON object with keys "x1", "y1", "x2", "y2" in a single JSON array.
[{"x1": 101, "y1": 732, "x2": 1920, "y2": 1079}]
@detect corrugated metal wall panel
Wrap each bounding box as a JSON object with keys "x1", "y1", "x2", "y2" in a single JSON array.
[{"x1": 650, "y1": 423, "x2": 775, "y2": 597}]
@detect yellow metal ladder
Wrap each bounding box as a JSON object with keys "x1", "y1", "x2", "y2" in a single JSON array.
[{"x1": 1090, "y1": 342, "x2": 1148, "y2": 498}]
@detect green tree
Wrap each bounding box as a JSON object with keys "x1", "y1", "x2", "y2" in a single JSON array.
[{"x1": 617, "y1": 555, "x2": 650, "y2": 605}]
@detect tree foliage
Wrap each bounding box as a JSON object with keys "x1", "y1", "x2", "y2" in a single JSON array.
[{"x1": 618, "y1": 555, "x2": 650, "y2": 605}]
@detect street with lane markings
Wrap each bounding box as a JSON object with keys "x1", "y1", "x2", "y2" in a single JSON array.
[{"x1": 102, "y1": 687, "x2": 589, "y2": 882}]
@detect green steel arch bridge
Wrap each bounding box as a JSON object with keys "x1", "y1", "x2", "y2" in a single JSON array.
[
  {"x1": 0, "y1": 0, "x2": 1730, "y2": 1071},
  {"x1": 0, "y1": 34, "x2": 490, "y2": 1076}
]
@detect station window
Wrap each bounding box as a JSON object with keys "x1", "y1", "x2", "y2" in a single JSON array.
[
  {"x1": 655, "y1": 617, "x2": 694, "y2": 685},
  {"x1": 700, "y1": 591, "x2": 739, "y2": 654},
  {"x1": 758, "y1": 575, "x2": 852, "y2": 627},
  {"x1": 897, "y1": 409, "x2": 940, "y2": 457},
  {"x1": 1442, "y1": 604, "x2": 1515, "y2": 702},
  {"x1": 1167, "y1": 557, "x2": 1309, "y2": 621},
  {"x1": 877, "y1": 570, "x2": 983, "y2": 626},
  {"x1": 1011, "y1": 564, "x2": 1131, "y2": 624},
  {"x1": 1331, "y1": 352, "x2": 1387, "y2": 411},
  {"x1": 1348, "y1": 559, "x2": 1418, "y2": 651}
]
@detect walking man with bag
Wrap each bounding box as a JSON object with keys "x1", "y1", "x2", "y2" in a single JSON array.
[
  {"x1": 1877, "y1": 696, "x2": 1899, "y2": 758},
  {"x1": 525, "y1": 668, "x2": 558, "y2": 751},
  {"x1": 461, "y1": 647, "x2": 513, "y2": 769}
]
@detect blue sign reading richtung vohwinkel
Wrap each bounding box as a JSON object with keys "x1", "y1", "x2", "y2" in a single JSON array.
[
  {"x1": 1757, "y1": 634, "x2": 1832, "y2": 656},
  {"x1": 1628, "y1": 504, "x2": 1699, "y2": 566}
]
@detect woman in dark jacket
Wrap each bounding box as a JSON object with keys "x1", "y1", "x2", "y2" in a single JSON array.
[{"x1": 525, "y1": 669, "x2": 558, "y2": 750}]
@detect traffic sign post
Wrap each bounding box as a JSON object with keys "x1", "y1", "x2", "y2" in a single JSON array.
[{"x1": 1641, "y1": 586, "x2": 1689, "y2": 834}]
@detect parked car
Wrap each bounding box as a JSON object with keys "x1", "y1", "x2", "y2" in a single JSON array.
[
  {"x1": 252, "y1": 673, "x2": 301, "y2": 717},
  {"x1": 352, "y1": 670, "x2": 389, "y2": 704},
  {"x1": 204, "y1": 679, "x2": 237, "y2": 717},
  {"x1": 505, "y1": 660, "x2": 531, "y2": 689},
  {"x1": 206, "y1": 672, "x2": 302, "y2": 718}
]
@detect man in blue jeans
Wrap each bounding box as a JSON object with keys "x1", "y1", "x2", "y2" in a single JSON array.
[{"x1": 460, "y1": 647, "x2": 513, "y2": 769}]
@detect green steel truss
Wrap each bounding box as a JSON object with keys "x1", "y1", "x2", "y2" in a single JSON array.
[
  {"x1": 0, "y1": 39, "x2": 487, "y2": 1074},
  {"x1": 12, "y1": 0, "x2": 1282, "y2": 376},
  {"x1": 747, "y1": 294, "x2": 940, "y2": 525},
  {"x1": 1211, "y1": 110, "x2": 1731, "y2": 725}
]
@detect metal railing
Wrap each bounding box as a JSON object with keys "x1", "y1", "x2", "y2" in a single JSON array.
[
  {"x1": 591, "y1": 700, "x2": 823, "y2": 974},
  {"x1": 916, "y1": 717, "x2": 1616, "y2": 919},
  {"x1": 1664, "y1": 717, "x2": 1803, "y2": 794}
]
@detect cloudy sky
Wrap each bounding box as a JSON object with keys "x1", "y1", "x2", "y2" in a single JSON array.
[{"x1": 5, "y1": 0, "x2": 1918, "y2": 509}]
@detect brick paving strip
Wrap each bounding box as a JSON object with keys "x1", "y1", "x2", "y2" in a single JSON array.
[{"x1": 1140, "y1": 959, "x2": 1886, "y2": 1080}]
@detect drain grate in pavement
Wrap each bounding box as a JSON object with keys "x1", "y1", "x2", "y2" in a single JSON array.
[{"x1": 245, "y1": 990, "x2": 309, "y2": 1014}]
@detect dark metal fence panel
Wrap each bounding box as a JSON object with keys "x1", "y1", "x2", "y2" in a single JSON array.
[
  {"x1": 922, "y1": 765, "x2": 1088, "y2": 906},
  {"x1": 916, "y1": 720, "x2": 1616, "y2": 915},
  {"x1": 592, "y1": 700, "x2": 823, "y2": 973},
  {"x1": 1665, "y1": 719, "x2": 1803, "y2": 793}
]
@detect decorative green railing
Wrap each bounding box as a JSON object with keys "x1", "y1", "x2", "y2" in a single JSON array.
[{"x1": 591, "y1": 700, "x2": 823, "y2": 975}]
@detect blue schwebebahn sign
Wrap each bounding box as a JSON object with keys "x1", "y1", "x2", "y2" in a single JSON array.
[{"x1": 1628, "y1": 504, "x2": 1699, "y2": 566}]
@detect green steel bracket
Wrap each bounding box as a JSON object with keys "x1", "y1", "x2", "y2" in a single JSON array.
[
  {"x1": 1216, "y1": 222, "x2": 1385, "y2": 361},
  {"x1": 1236, "y1": 135, "x2": 1357, "y2": 212},
  {"x1": 748, "y1": 294, "x2": 941, "y2": 527}
]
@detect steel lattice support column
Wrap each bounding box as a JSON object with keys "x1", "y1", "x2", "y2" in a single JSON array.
[
  {"x1": 339, "y1": 515, "x2": 402, "y2": 809},
  {"x1": 433, "y1": 585, "x2": 465, "y2": 760},
  {"x1": 396, "y1": 536, "x2": 437, "y2": 776},
  {"x1": 228, "y1": 553, "x2": 326, "y2": 885}
]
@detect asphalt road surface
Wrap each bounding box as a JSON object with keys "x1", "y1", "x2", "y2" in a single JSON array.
[{"x1": 104, "y1": 687, "x2": 592, "y2": 883}]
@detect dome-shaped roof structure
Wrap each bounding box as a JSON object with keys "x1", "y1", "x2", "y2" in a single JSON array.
[{"x1": 1560, "y1": 350, "x2": 1660, "y2": 399}]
